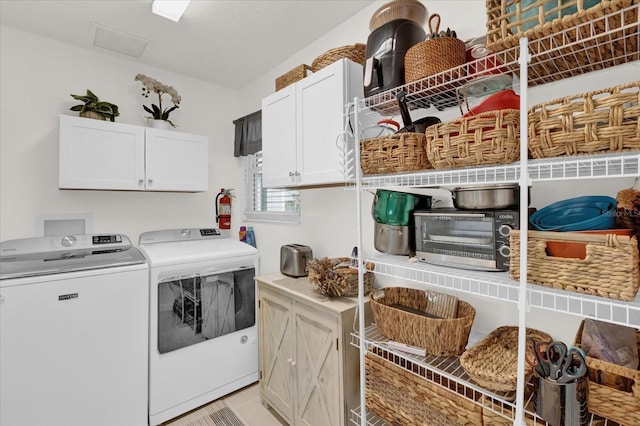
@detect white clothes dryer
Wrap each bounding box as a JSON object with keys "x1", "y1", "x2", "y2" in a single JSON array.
[
  {"x1": 138, "y1": 228, "x2": 259, "y2": 426},
  {"x1": 0, "y1": 234, "x2": 148, "y2": 426}
]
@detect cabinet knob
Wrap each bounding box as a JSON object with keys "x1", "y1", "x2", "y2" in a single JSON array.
[
  {"x1": 286, "y1": 358, "x2": 292, "y2": 363},
  {"x1": 138, "y1": 179, "x2": 144, "y2": 185},
  {"x1": 147, "y1": 178, "x2": 153, "y2": 186},
  {"x1": 289, "y1": 172, "x2": 294, "y2": 177},
  {"x1": 290, "y1": 360, "x2": 296, "y2": 366},
  {"x1": 294, "y1": 171, "x2": 300, "y2": 177}
]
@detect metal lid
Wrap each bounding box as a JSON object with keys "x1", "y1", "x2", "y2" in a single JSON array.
[{"x1": 452, "y1": 183, "x2": 520, "y2": 192}]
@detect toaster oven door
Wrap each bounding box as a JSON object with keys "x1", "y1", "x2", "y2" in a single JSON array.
[{"x1": 415, "y1": 212, "x2": 499, "y2": 270}]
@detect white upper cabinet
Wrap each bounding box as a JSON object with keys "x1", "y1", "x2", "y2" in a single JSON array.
[
  {"x1": 59, "y1": 115, "x2": 208, "y2": 192},
  {"x1": 262, "y1": 58, "x2": 372, "y2": 188},
  {"x1": 262, "y1": 85, "x2": 298, "y2": 188}
]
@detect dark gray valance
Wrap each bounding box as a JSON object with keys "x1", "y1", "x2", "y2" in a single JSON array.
[{"x1": 233, "y1": 110, "x2": 262, "y2": 157}]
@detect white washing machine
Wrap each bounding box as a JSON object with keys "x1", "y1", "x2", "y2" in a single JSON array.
[
  {"x1": 138, "y1": 228, "x2": 259, "y2": 426},
  {"x1": 0, "y1": 234, "x2": 148, "y2": 426}
]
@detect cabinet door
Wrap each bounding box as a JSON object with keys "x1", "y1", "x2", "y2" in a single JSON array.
[
  {"x1": 144, "y1": 128, "x2": 208, "y2": 192},
  {"x1": 262, "y1": 85, "x2": 298, "y2": 188},
  {"x1": 259, "y1": 290, "x2": 294, "y2": 422},
  {"x1": 296, "y1": 60, "x2": 347, "y2": 186},
  {"x1": 59, "y1": 115, "x2": 145, "y2": 190},
  {"x1": 293, "y1": 302, "x2": 341, "y2": 426}
]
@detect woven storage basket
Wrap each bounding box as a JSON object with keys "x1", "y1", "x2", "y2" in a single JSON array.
[
  {"x1": 307, "y1": 257, "x2": 374, "y2": 298},
  {"x1": 574, "y1": 320, "x2": 640, "y2": 425},
  {"x1": 528, "y1": 81, "x2": 640, "y2": 159},
  {"x1": 459, "y1": 326, "x2": 552, "y2": 393},
  {"x1": 425, "y1": 109, "x2": 520, "y2": 169},
  {"x1": 404, "y1": 37, "x2": 467, "y2": 83},
  {"x1": 510, "y1": 230, "x2": 640, "y2": 301},
  {"x1": 370, "y1": 287, "x2": 475, "y2": 356},
  {"x1": 365, "y1": 349, "x2": 483, "y2": 426},
  {"x1": 311, "y1": 43, "x2": 366, "y2": 71},
  {"x1": 485, "y1": 1, "x2": 639, "y2": 84},
  {"x1": 275, "y1": 64, "x2": 312, "y2": 91},
  {"x1": 360, "y1": 132, "x2": 431, "y2": 175}
]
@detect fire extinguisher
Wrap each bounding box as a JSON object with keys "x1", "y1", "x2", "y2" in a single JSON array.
[{"x1": 215, "y1": 188, "x2": 233, "y2": 230}]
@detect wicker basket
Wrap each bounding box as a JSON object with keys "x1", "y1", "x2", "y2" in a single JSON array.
[
  {"x1": 574, "y1": 320, "x2": 640, "y2": 425},
  {"x1": 510, "y1": 230, "x2": 640, "y2": 301},
  {"x1": 370, "y1": 287, "x2": 475, "y2": 356},
  {"x1": 275, "y1": 64, "x2": 312, "y2": 91},
  {"x1": 485, "y1": 1, "x2": 639, "y2": 84},
  {"x1": 365, "y1": 349, "x2": 484, "y2": 426},
  {"x1": 311, "y1": 43, "x2": 366, "y2": 72},
  {"x1": 425, "y1": 109, "x2": 521, "y2": 169},
  {"x1": 528, "y1": 81, "x2": 640, "y2": 159},
  {"x1": 460, "y1": 326, "x2": 552, "y2": 393},
  {"x1": 307, "y1": 257, "x2": 374, "y2": 298},
  {"x1": 360, "y1": 132, "x2": 431, "y2": 175},
  {"x1": 404, "y1": 37, "x2": 467, "y2": 84}
]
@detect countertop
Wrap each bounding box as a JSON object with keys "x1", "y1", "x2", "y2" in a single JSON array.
[{"x1": 255, "y1": 271, "x2": 367, "y2": 314}]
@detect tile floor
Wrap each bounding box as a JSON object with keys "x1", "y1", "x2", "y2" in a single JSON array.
[{"x1": 164, "y1": 382, "x2": 287, "y2": 426}]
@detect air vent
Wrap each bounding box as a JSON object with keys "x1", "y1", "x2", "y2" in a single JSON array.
[{"x1": 90, "y1": 22, "x2": 149, "y2": 58}]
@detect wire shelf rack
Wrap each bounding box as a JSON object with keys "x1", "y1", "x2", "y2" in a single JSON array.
[
  {"x1": 355, "y1": 5, "x2": 638, "y2": 117},
  {"x1": 368, "y1": 253, "x2": 640, "y2": 328},
  {"x1": 345, "y1": 151, "x2": 640, "y2": 188}
]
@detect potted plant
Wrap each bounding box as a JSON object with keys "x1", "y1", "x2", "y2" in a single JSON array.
[
  {"x1": 135, "y1": 74, "x2": 181, "y2": 129},
  {"x1": 70, "y1": 89, "x2": 120, "y2": 121}
]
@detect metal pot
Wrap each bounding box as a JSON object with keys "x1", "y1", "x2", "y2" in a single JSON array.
[{"x1": 451, "y1": 184, "x2": 529, "y2": 210}]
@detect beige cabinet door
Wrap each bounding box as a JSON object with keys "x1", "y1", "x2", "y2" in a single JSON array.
[
  {"x1": 293, "y1": 303, "x2": 341, "y2": 426},
  {"x1": 259, "y1": 290, "x2": 294, "y2": 422}
]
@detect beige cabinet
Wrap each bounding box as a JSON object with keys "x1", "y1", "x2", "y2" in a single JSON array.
[{"x1": 256, "y1": 273, "x2": 369, "y2": 426}]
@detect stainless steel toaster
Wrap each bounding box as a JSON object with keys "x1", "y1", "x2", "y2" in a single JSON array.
[{"x1": 280, "y1": 244, "x2": 313, "y2": 277}]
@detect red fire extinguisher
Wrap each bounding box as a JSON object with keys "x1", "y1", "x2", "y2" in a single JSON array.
[{"x1": 216, "y1": 188, "x2": 233, "y2": 230}]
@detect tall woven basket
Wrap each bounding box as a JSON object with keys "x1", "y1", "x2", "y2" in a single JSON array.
[
  {"x1": 404, "y1": 37, "x2": 467, "y2": 83},
  {"x1": 528, "y1": 81, "x2": 640, "y2": 159}
]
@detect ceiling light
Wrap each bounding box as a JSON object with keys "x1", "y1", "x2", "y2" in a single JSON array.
[{"x1": 152, "y1": 0, "x2": 191, "y2": 22}]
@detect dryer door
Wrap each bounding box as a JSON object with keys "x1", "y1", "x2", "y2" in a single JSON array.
[{"x1": 157, "y1": 267, "x2": 255, "y2": 354}]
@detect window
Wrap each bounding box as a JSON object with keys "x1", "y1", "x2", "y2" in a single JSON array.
[{"x1": 244, "y1": 152, "x2": 300, "y2": 223}]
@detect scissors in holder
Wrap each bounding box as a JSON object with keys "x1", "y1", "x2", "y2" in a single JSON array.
[
  {"x1": 546, "y1": 341, "x2": 588, "y2": 383},
  {"x1": 525, "y1": 337, "x2": 551, "y2": 378},
  {"x1": 555, "y1": 347, "x2": 588, "y2": 384}
]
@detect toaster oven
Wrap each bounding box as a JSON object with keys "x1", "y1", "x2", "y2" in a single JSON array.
[{"x1": 414, "y1": 209, "x2": 519, "y2": 271}]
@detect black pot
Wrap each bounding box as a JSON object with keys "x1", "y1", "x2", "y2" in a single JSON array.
[{"x1": 396, "y1": 91, "x2": 441, "y2": 133}]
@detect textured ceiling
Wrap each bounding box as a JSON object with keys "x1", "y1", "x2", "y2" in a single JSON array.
[{"x1": 0, "y1": 0, "x2": 372, "y2": 89}]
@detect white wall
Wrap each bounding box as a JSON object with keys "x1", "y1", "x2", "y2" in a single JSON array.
[
  {"x1": 0, "y1": 24, "x2": 246, "y2": 244},
  {"x1": 1, "y1": 1, "x2": 637, "y2": 342}
]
